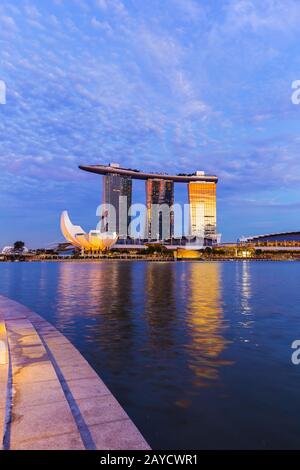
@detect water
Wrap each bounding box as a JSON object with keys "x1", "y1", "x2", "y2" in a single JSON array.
[{"x1": 0, "y1": 260, "x2": 299, "y2": 449}]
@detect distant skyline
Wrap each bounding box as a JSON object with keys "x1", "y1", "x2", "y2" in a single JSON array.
[{"x1": 1, "y1": 0, "x2": 300, "y2": 247}]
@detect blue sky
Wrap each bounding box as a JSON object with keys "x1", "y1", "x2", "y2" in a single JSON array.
[{"x1": 0, "y1": 0, "x2": 300, "y2": 247}]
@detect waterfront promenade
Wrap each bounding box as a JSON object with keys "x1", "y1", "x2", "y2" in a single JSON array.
[{"x1": 0, "y1": 295, "x2": 150, "y2": 450}]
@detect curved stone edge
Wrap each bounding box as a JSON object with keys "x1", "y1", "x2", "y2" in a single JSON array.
[
  {"x1": 0, "y1": 295, "x2": 150, "y2": 450},
  {"x1": 0, "y1": 319, "x2": 9, "y2": 449}
]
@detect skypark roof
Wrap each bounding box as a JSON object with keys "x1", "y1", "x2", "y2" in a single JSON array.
[{"x1": 79, "y1": 165, "x2": 218, "y2": 183}]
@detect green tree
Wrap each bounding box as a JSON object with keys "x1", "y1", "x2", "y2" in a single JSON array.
[{"x1": 145, "y1": 243, "x2": 169, "y2": 255}]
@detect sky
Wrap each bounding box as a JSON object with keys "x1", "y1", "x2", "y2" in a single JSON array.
[{"x1": 0, "y1": 0, "x2": 300, "y2": 247}]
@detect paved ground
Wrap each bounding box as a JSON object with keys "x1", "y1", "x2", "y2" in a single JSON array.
[{"x1": 0, "y1": 295, "x2": 150, "y2": 450}]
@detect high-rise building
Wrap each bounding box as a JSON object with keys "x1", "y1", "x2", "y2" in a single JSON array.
[
  {"x1": 102, "y1": 164, "x2": 132, "y2": 238},
  {"x1": 146, "y1": 179, "x2": 174, "y2": 240},
  {"x1": 188, "y1": 181, "x2": 217, "y2": 240}
]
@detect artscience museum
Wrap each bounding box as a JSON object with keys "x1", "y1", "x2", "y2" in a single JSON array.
[{"x1": 60, "y1": 211, "x2": 118, "y2": 252}]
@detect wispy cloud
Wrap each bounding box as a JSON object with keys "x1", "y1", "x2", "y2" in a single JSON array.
[{"x1": 0, "y1": 0, "x2": 299, "y2": 245}]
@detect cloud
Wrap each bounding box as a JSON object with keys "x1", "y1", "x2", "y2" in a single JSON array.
[
  {"x1": 224, "y1": 0, "x2": 300, "y2": 33},
  {"x1": 95, "y1": 0, "x2": 127, "y2": 17},
  {"x1": 95, "y1": 0, "x2": 108, "y2": 10},
  {"x1": 91, "y1": 16, "x2": 113, "y2": 34},
  {"x1": 171, "y1": 0, "x2": 206, "y2": 20},
  {"x1": 0, "y1": 0, "x2": 299, "y2": 244},
  {"x1": 0, "y1": 14, "x2": 17, "y2": 30}
]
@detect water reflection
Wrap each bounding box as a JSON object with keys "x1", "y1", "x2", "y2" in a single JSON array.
[
  {"x1": 55, "y1": 261, "x2": 231, "y2": 388},
  {"x1": 240, "y1": 261, "x2": 252, "y2": 315},
  {"x1": 144, "y1": 263, "x2": 177, "y2": 350},
  {"x1": 237, "y1": 262, "x2": 255, "y2": 342},
  {"x1": 186, "y1": 262, "x2": 231, "y2": 387},
  {"x1": 1, "y1": 261, "x2": 300, "y2": 448},
  {"x1": 56, "y1": 262, "x2": 136, "y2": 349}
]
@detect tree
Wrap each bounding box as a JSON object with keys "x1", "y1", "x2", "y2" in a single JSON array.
[
  {"x1": 145, "y1": 243, "x2": 169, "y2": 255},
  {"x1": 13, "y1": 241, "x2": 25, "y2": 253}
]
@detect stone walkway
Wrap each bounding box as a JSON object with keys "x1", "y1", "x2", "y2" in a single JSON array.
[{"x1": 0, "y1": 295, "x2": 150, "y2": 450}]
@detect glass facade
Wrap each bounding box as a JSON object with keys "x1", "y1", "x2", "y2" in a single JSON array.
[
  {"x1": 146, "y1": 179, "x2": 174, "y2": 240},
  {"x1": 102, "y1": 173, "x2": 132, "y2": 238},
  {"x1": 188, "y1": 182, "x2": 217, "y2": 239}
]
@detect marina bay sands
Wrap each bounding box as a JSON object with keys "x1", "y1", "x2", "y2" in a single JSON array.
[{"x1": 61, "y1": 163, "x2": 219, "y2": 252}]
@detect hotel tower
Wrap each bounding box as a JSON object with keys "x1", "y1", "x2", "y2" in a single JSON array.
[
  {"x1": 188, "y1": 174, "x2": 217, "y2": 239},
  {"x1": 102, "y1": 163, "x2": 132, "y2": 238},
  {"x1": 146, "y1": 178, "x2": 174, "y2": 240}
]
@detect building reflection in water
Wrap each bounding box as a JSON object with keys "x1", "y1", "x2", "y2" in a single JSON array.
[
  {"x1": 54, "y1": 261, "x2": 233, "y2": 398},
  {"x1": 237, "y1": 261, "x2": 254, "y2": 342},
  {"x1": 240, "y1": 261, "x2": 252, "y2": 315},
  {"x1": 186, "y1": 262, "x2": 231, "y2": 388},
  {"x1": 55, "y1": 262, "x2": 136, "y2": 371},
  {"x1": 143, "y1": 262, "x2": 177, "y2": 350}
]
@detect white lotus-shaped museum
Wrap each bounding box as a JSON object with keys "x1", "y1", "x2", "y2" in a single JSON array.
[{"x1": 60, "y1": 211, "x2": 118, "y2": 252}]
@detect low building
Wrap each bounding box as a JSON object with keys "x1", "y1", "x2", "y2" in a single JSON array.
[{"x1": 239, "y1": 231, "x2": 300, "y2": 247}]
